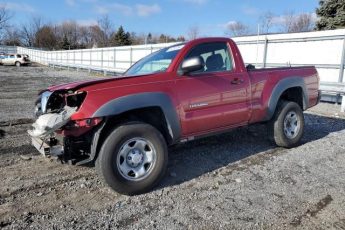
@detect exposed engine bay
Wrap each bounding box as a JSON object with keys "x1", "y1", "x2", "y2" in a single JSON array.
[{"x1": 28, "y1": 90, "x2": 102, "y2": 165}]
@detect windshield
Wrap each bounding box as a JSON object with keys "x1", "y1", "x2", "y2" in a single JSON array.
[{"x1": 125, "y1": 44, "x2": 185, "y2": 76}]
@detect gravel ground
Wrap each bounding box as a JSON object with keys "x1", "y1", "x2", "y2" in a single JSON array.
[{"x1": 1, "y1": 65, "x2": 345, "y2": 229}]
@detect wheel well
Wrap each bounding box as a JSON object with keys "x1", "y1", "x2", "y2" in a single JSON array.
[
  {"x1": 94, "y1": 107, "x2": 172, "y2": 160},
  {"x1": 279, "y1": 87, "x2": 304, "y2": 109}
]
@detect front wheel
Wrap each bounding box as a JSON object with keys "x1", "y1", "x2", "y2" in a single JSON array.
[
  {"x1": 96, "y1": 122, "x2": 168, "y2": 195},
  {"x1": 269, "y1": 101, "x2": 304, "y2": 148},
  {"x1": 15, "y1": 61, "x2": 21, "y2": 67}
]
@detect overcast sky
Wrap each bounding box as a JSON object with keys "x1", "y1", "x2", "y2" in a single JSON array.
[{"x1": 0, "y1": 0, "x2": 319, "y2": 36}]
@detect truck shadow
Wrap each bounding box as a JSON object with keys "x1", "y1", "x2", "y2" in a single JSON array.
[
  {"x1": 158, "y1": 113, "x2": 345, "y2": 189},
  {"x1": 0, "y1": 129, "x2": 5, "y2": 139}
]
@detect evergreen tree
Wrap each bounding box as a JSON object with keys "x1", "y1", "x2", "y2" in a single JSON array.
[
  {"x1": 146, "y1": 33, "x2": 152, "y2": 44},
  {"x1": 159, "y1": 34, "x2": 167, "y2": 43},
  {"x1": 61, "y1": 34, "x2": 71, "y2": 50},
  {"x1": 125, "y1": 32, "x2": 131, "y2": 45},
  {"x1": 316, "y1": 0, "x2": 345, "y2": 30},
  {"x1": 177, "y1": 36, "x2": 186, "y2": 42},
  {"x1": 110, "y1": 26, "x2": 132, "y2": 46}
]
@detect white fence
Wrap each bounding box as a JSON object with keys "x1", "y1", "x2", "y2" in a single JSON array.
[
  {"x1": 16, "y1": 43, "x2": 177, "y2": 74},
  {"x1": 5, "y1": 29, "x2": 345, "y2": 86},
  {"x1": 0, "y1": 45, "x2": 16, "y2": 54},
  {"x1": 232, "y1": 29, "x2": 345, "y2": 85}
]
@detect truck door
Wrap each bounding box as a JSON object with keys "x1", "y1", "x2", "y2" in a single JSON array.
[{"x1": 175, "y1": 42, "x2": 250, "y2": 136}]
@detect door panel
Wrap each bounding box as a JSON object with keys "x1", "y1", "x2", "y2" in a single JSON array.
[
  {"x1": 175, "y1": 41, "x2": 251, "y2": 136},
  {"x1": 176, "y1": 71, "x2": 250, "y2": 136}
]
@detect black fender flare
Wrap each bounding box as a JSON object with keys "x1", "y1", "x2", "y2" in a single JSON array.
[
  {"x1": 265, "y1": 77, "x2": 308, "y2": 121},
  {"x1": 92, "y1": 92, "x2": 181, "y2": 142}
]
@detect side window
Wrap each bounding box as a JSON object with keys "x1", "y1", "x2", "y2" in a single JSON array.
[
  {"x1": 17, "y1": 54, "x2": 21, "y2": 58},
  {"x1": 183, "y1": 42, "x2": 233, "y2": 74},
  {"x1": 10, "y1": 55, "x2": 15, "y2": 59}
]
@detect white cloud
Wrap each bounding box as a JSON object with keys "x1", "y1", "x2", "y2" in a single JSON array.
[
  {"x1": 271, "y1": 12, "x2": 317, "y2": 25},
  {"x1": 242, "y1": 6, "x2": 259, "y2": 16},
  {"x1": 95, "y1": 6, "x2": 108, "y2": 14},
  {"x1": 271, "y1": 15, "x2": 285, "y2": 24},
  {"x1": 0, "y1": 2, "x2": 35, "y2": 12},
  {"x1": 96, "y1": 3, "x2": 133, "y2": 15},
  {"x1": 65, "y1": 0, "x2": 98, "y2": 7},
  {"x1": 135, "y1": 4, "x2": 161, "y2": 17},
  {"x1": 218, "y1": 21, "x2": 238, "y2": 29},
  {"x1": 81, "y1": 0, "x2": 98, "y2": 3},
  {"x1": 112, "y1": 3, "x2": 133, "y2": 16},
  {"x1": 95, "y1": 3, "x2": 160, "y2": 17},
  {"x1": 65, "y1": 0, "x2": 76, "y2": 7},
  {"x1": 182, "y1": 0, "x2": 208, "y2": 5},
  {"x1": 76, "y1": 19, "x2": 97, "y2": 26}
]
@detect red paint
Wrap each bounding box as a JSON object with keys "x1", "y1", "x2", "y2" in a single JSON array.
[{"x1": 57, "y1": 117, "x2": 103, "y2": 137}]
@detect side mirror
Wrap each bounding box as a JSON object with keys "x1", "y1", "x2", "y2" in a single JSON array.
[
  {"x1": 181, "y1": 56, "x2": 204, "y2": 74},
  {"x1": 246, "y1": 64, "x2": 256, "y2": 70}
]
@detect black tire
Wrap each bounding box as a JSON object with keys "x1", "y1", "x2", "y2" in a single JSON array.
[
  {"x1": 15, "y1": 61, "x2": 21, "y2": 67},
  {"x1": 269, "y1": 100, "x2": 304, "y2": 148},
  {"x1": 96, "y1": 122, "x2": 168, "y2": 195}
]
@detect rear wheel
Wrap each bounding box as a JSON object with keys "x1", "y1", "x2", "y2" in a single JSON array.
[
  {"x1": 15, "y1": 61, "x2": 21, "y2": 67},
  {"x1": 269, "y1": 101, "x2": 304, "y2": 148},
  {"x1": 96, "y1": 122, "x2": 168, "y2": 195}
]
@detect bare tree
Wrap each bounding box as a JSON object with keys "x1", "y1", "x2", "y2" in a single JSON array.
[
  {"x1": 89, "y1": 25, "x2": 106, "y2": 48},
  {"x1": 0, "y1": 4, "x2": 12, "y2": 31},
  {"x1": 0, "y1": 4, "x2": 13, "y2": 42},
  {"x1": 281, "y1": 11, "x2": 314, "y2": 33},
  {"x1": 259, "y1": 11, "x2": 275, "y2": 34},
  {"x1": 187, "y1": 25, "x2": 200, "y2": 40},
  {"x1": 78, "y1": 26, "x2": 93, "y2": 48},
  {"x1": 281, "y1": 11, "x2": 295, "y2": 33},
  {"x1": 225, "y1": 21, "x2": 250, "y2": 37},
  {"x1": 97, "y1": 15, "x2": 114, "y2": 47},
  {"x1": 20, "y1": 16, "x2": 44, "y2": 47},
  {"x1": 3, "y1": 26, "x2": 21, "y2": 46},
  {"x1": 35, "y1": 25, "x2": 58, "y2": 50},
  {"x1": 59, "y1": 21, "x2": 79, "y2": 48},
  {"x1": 290, "y1": 13, "x2": 314, "y2": 32}
]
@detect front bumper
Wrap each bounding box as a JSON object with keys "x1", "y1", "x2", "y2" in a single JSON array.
[
  {"x1": 31, "y1": 136, "x2": 63, "y2": 157},
  {"x1": 29, "y1": 119, "x2": 105, "y2": 165}
]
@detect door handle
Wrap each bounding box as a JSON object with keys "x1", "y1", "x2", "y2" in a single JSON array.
[{"x1": 231, "y1": 78, "x2": 244, "y2": 85}]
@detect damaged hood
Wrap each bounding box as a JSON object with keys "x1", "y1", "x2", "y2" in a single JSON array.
[
  {"x1": 47, "y1": 78, "x2": 117, "y2": 91},
  {"x1": 46, "y1": 74, "x2": 156, "y2": 92}
]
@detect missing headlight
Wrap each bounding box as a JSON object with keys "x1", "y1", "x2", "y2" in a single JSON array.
[{"x1": 66, "y1": 91, "x2": 87, "y2": 108}]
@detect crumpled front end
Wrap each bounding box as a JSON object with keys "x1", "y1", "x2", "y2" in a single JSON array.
[
  {"x1": 28, "y1": 89, "x2": 103, "y2": 165},
  {"x1": 28, "y1": 106, "x2": 77, "y2": 138}
]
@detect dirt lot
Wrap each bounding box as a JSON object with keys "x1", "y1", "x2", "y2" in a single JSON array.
[{"x1": 1, "y1": 65, "x2": 345, "y2": 229}]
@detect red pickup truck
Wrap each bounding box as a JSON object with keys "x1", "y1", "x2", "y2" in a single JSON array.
[{"x1": 29, "y1": 37, "x2": 320, "y2": 195}]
